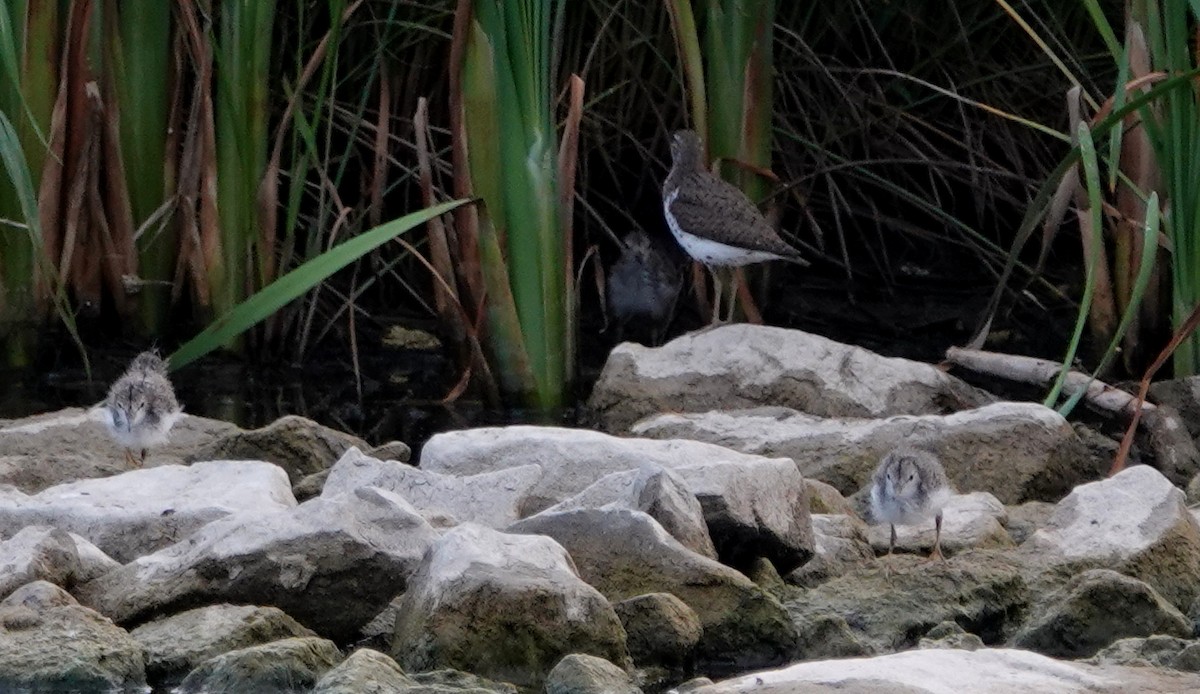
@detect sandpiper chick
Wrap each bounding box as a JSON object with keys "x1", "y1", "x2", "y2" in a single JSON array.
[
  {"x1": 606, "y1": 229, "x2": 683, "y2": 345},
  {"x1": 662, "y1": 129, "x2": 808, "y2": 323},
  {"x1": 101, "y1": 351, "x2": 182, "y2": 468},
  {"x1": 869, "y1": 446, "x2": 952, "y2": 562}
]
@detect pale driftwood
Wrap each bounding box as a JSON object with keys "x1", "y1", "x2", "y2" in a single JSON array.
[
  {"x1": 944, "y1": 347, "x2": 1152, "y2": 417},
  {"x1": 944, "y1": 347, "x2": 1198, "y2": 485}
]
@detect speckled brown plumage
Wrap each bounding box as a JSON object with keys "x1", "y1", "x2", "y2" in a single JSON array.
[{"x1": 662, "y1": 130, "x2": 807, "y2": 264}]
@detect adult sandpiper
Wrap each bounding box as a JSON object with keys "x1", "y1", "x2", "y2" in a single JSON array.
[{"x1": 662, "y1": 129, "x2": 808, "y2": 323}]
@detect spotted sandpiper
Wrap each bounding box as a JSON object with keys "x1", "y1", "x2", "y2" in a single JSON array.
[
  {"x1": 606, "y1": 229, "x2": 683, "y2": 345},
  {"x1": 101, "y1": 351, "x2": 183, "y2": 468},
  {"x1": 869, "y1": 446, "x2": 952, "y2": 562},
  {"x1": 662, "y1": 129, "x2": 808, "y2": 323}
]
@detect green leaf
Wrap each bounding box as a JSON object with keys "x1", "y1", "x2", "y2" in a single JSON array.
[{"x1": 169, "y1": 199, "x2": 470, "y2": 370}]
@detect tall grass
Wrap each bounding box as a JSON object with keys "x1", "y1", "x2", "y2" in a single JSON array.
[
  {"x1": 212, "y1": 1, "x2": 276, "y2": 333},
  {"x1": 0, "y1": 0, "x2": 58, "y2": 365},
  {"x1": 449, "y1": 0, "x2": 577, "y2": 411}
]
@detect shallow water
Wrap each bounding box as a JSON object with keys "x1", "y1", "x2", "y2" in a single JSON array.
[{"x1": 0, "y1": 349, "x2": 556, "y2": 458}]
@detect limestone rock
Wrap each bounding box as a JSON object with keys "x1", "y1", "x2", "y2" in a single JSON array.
[
  {"x1": 312, "y1": 648, "x2": 413, "y2": 693},
  {"x1": 1090, "y1": 635, "x2": 1200, "y2": 673},
  {"x1": 0, "y1": 460, "x2": 296, "y2": 562},
  {"x1": 867, "y1": 492, "x2": 1013, "y2": 556},
  {"x1": 509, "y1": 508, "x2": 797, "y2": 675},
  {"x1": 544, "y1": 464, "x2": 717, "y2": 560},
  {"x1": 391, "y1": 524, "x2": 629, "y2": 689},
  {"x1": 131, "y1": 604, "x2": 317, "y2": 685},
  {"x1": 805, "y1": 479, "x2": 856, "y2": 516},
  {"x1": 632, "y1": 402, "x2": 1091, "y2": 504},
  {"x1": 189, "y1": 414, "x2": 371, "y2": 484},
  {"x1": 0, "y1": 526, "x2": 79, "y2": 599},
  {"x1": 76, "y1": 486, "x2": 437, "y2": 641},
  {"x1": 1005, "y1": 501, "x2": 1055, "y2": 545},
  {"x1": 324, "y1": 447, "x2": 541, "y2": 527},
  {"x1": 1012, "y1": 569, "x2": 1192, "y2": 658},
  {"x1": 786, "y1": 514, "x2": 874, "y2": 588},
  {"x1": 786, "y1": 552, "x2": 1028, "y2": 654},
  {"x1": 0, "y1": 581, "x2": 146, "y2": 692},
  {"x1": 1023, "y1": 465, "x2": 1200, "y2": 609},
  {"x1": 65, "y1": 532, "x2": 121, "y2": 583},
  {"x1": 422, "y1": 426, "x2": 813, "y2": 573},
  {"x1": 918, "y1": 621, "x2": 985, "y2": 651},
  {"x1": 177, "y1": 636, "x2": 342, "y2": 693},
  {"x1": 545, "y1": 654, "x2": 640, "y2": 694},
  {"x1": 586, "y1": 325, "x2": 993, "y2": 433},
  {"x1": 671, "y1": 459, "x2": 814, "y2": 574},
  {"x1": 679, "y1": 647, "x2": 1200, "y2": 693},
  {"x1": 0, "y1": 408, "x2": 237, "y2": 491},
  {"x1": 613, "y1": 593, "x2": 702, "y2": 670},
  {"x1": 0, "y1": 527, "x2": 120, "y2": 594},
  {"x1": 420, "y1": 425, "x2": 796, "y2": 515}
]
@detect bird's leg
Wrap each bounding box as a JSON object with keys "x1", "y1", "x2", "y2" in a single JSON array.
[
  {"x1": 929, "y1": 512, "x2": 946, "y2": 562},
  {"x1": 724, "y1": 269, "x2": 740, "y2": 323},
  {"x1": 140, "y1": 449, "x2": 148, "y2": 466},
  {"x1": 124, "y1": 449, "x2": 140, "y2": 468},
  {"x1": 881, "y1": 523, "x2": 897, "y2": 579},
  {"x1": 709, "y1": 269, "x2": 724, "y2": 325}
]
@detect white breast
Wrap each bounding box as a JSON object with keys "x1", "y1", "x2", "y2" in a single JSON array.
[{"x1": 663, "y1": 189, "x2": 784, "y2": 267}]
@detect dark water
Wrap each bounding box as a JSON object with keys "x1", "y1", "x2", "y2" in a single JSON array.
[{"x1": 0, "y1": 346, "x2": 565, "y2": 458}]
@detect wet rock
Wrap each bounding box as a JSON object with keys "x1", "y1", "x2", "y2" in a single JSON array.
[
  {"x1": 294, "y1": 468, "x2": 330, "y2": 501},
  {"x1": 313, "y1": 648, "x2": 412, "y2": 693},
  {"x1": 866, "y1": 492, "x2": 1013, "y2": 557},
  {"x1": 918, "y1": 621, "x2": 985, "y2": 651},
  {"x1": 0, "y1": 526, "x2": 79, "y2": 599},
  {"x1": 786, "y1": 551, "x2": 1028, "y2": 653},
  {"x1": 0, "y1": 408, "x2": 237, "y2": 491},
  {"x1": 314, "y1": 650, "x2": 521, "y2": 693},
  {"x1": 509, "y1": 508, "x2": 797, "y2": 675},
  {"x1": 77, "y1": 486, "x2": 437, "y2": 641},
  {"x1": 790, "y1": 610, "x2": 875, "y2": 660},
  {"x1": 632, "y1": 402, "x2": 1091, "y2": 504},
  {"x1": 1005, "y1": 500, "x2": 1055, "y2": 545},
  {"x1": 613, "y1": 593, "x2": 702, "y2": 670},
  {"x1": 131, "y1": 604, "x2": 317, "y2": 686},
  {"x1": 1089, "y1": 635, "x2": 1200, "y2": 672},
  {"x1": 1011, "y1": 569, "x2": 1192, "y2": 658},
  {"x1": 407, "y1": 669, "x2": 520, "y2": 692},
  {"x1": 189, "y1": 414, "x2": 371, "y2": 484},
  {"x1": 0, "y1": 460, "x2": 295, "y2": 563},
  {"x1": 544, "y1": 464, "x2": 716, "y2": 560},
  {"x1": 391, "y1": 524, "x2": 629, "y2": 689},
  {"x1": 680, "y1": 647, "x2": 1200, "y2": 693},
  {"x1": 0, "y1": 581, "x2": 146, "y2": 692},
  {"x1": 324, "y1": 447, "x2": 541, "y2": 528},
  {"x1": 586, "y1": 325, "x2": 993, "y2": 433},
  {"x1": 176, "y1": 636, "x2": 342, "y2": 693},
  {"x1": 805, "y1": 479, "x2": 856, "y2": 516},
  {"x1": 1151, "y1": 375, "x2": 1200, "y2": 418},
  {"x1": 1023, "y1": 465, "x2": 1200, "y2": 609},
  {"x1": 365, "y1": 440, "x2": 413, "y2": 462},
  {"x1": 786, "y1": 514, "x2": 874, "y2": 588},
  {"x1": 546, "y1": 654, "x2": 640, "y2": 694}
]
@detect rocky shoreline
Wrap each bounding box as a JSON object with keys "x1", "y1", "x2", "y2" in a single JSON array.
[{"x1": 4, "y1": 324, "x2": 1200, "y2": 692}]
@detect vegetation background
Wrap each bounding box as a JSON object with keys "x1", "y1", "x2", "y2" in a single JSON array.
[{"x1": 4, "y1": 1, "x2": 1191, "y2": 430}]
